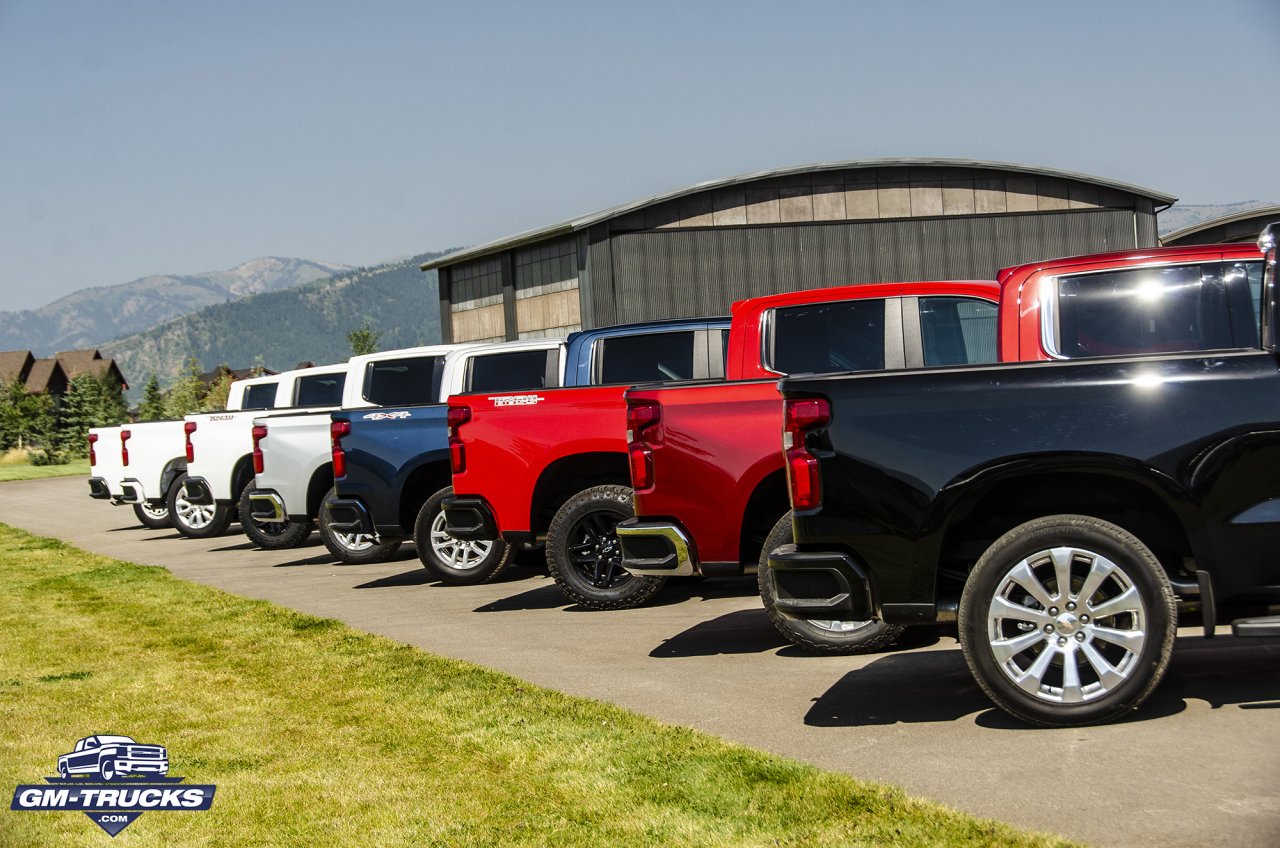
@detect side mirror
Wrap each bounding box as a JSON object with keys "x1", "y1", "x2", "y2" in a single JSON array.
[{"x1": 1261, "y1": 223, "x2": 1279, "y2": 351}]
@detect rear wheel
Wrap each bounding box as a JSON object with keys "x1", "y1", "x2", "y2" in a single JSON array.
[
  {"x1": 546, "y1": 485, "x2": 666, "y2": 609},
  {"x1": 132, "y1": 501, "x2": 170, "y2": 529},
  {"x1": 239, "y1": 486, "x2": 312, "y2": 549},
  {"x1": 958, "y1": 514, "x2": 1176, "y2": 727},
  {"x1": 413, "y1": 486, "x2": 511, "y2": 584},
  {"x1": 100, "y1": 759, "x2": 116, "y2": 782},
  {"x1": 758, "y1": 513, "x2": 904, "y2": 654},
  {"x1": 317, "y1": 486, "x2": 402, "y2": 564},
  {"x1": 167, "y1": 473, "x2": 232, "y2": 538}
]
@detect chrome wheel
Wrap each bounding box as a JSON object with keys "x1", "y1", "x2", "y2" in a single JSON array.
[
  {"x1": 175, "y1": 489, "x2": 215, "y2": 530},
  {"x1": 138, "y1": 502, "x2": 168, "y2": 520},
  {"x1": 987, "y1": 545, "x2": 1147, "y2": 705},
  {"x1": 428, "y1": 508, "x2": 494, "y2": 572},
  {"x1": 333, "y1": 531, "x2": 377, "y2": 553}
]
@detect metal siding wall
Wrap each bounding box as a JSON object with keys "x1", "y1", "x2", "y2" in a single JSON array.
[{"x1": 599, "y1": 209, "x2": 1137, "y2": 325}]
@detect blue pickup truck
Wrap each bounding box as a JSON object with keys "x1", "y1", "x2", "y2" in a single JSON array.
[{"x1": 324, "y1": 316, "x2": 730, "y2": 583}]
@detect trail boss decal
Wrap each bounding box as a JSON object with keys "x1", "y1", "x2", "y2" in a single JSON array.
[
  {"x1": 10, "y1": 735, "x2": 216, "y2": 837},
  {"x1": 490, "y1": 394, "x2": 544, "y2": 407}
]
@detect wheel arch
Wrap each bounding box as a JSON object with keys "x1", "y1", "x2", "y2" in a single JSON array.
[
  {"x1": 159, "y1": 458, "x2": 188, "y2": 500},
  {"x1": 739, "y1": 468, "x2": 790, "y2": 566},
  {"x1": 398, "y1": 459, "x2": 453, "y2": 532},
  {"x1": 229, "y1": 454, "x2": 255, "y2": 501},
  {"x1": 305, "y1": 462, "x2": 335, "y2": 519},
  {"x1": 530, "y1": 452, "x2": 629, "y2": 538}
]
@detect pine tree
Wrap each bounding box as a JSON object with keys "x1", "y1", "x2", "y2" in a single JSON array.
[
  {"x1": 54, "y1": 373, "x2": 128, "y2": 458},
  {"x1": 138, "y1": 374, "x2": 166, "y2": 421},
  {"x1": 347, "y1": 321, "x2": 382, "y2": 357},
  {"x1": 164, "y1": 357, "x2": 206, "y2": 418},
  {"x1": 200, "y1": 369, "x2": 235, "y2": 412}
]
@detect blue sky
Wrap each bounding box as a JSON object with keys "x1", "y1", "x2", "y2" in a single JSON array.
[{"x1": 2, "y1": 0, "x2": 1278, "y2": 310}]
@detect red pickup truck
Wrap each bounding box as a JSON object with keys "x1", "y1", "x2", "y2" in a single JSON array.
[
  {"x1": 443, "y1": 279, "x2": 999, "y2": 608},
  {"x1": 619, "y1": 243, "x2": 1265, "y2": 654}
]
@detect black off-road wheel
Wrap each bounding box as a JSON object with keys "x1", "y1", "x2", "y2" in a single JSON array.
[
  {"x1": 167, "y1": 473, "x2": 232, "y2": 539},
  {"x1": 413, "y1": 486, "x2": 511, "y2": 584},
  {"x1": 132, "y1": 501, "x2": 170, "y2": 529},
  {"x1": 958, "y1": 514, "x2": 1176, "y2": 727},
  {"x1": 758, "y1": 513, "x2": 905, "y2": 654},
  {"x1": 238, "y1": 486, "x2": 313, "y2": 550},
  {"x1": 545, "y1": 485, "x2": 666, "y2": 609},
  {"x1": 317, "y1": 486, "x2": 402, "y2": 564}
]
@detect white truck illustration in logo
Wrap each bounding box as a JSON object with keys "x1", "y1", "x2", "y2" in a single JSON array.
[{"x1": 57, "y1": 735, "x2": 169, "y2": 781}]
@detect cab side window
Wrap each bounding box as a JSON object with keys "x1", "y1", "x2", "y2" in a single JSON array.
[
  {"x1": 918, "y1": 297, "x2": 998, "y2": 366},
  {"x1": 599, "y1": 331, "x2": 697, "y2": 383},
  {"x1": 242, "y1": 383, "x2": 278, "y2": 410},
  {"x1": 467, "y1": 350, "x2": 553, "y2": 392},
  {"x1": 770, "y1": 299, "x2": 885, "y2": 374}
]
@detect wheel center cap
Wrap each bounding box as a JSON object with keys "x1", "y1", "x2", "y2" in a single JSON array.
[{"x1": 1055, "y1": 613, "x2": 1081, "y2": 635}]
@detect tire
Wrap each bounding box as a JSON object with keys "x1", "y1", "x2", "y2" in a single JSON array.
[
  {"x1": 317, "y1": 486, "x2": 402, "y2": 564},
  {"x1": 413, "y1": 486, "x2": 512, "y2": 584},
  {"x1": 757, "y1": 512, "x2": 905, "y2": 654},
  {"x1": 58, "y1": 761, "x2": 68, "y2": 778},
  {"x1": 238, "y1": 486, "x2": 313, "y2": 549},
  {"x1": 100, "y1": 759, "x2": 115, "y2": 782},
  {"x1": 132, "y1": 501, "x2": 170, "y2": 529},
  {"x1": 545, "y1": 485, "x2": 666, "y2": 609},
  {"x1": 167, "y1": 473, "x2": 233, "y2": 539},
  {"x1": 958, "y1": 514, "x2": 1176, "y2": 727}
]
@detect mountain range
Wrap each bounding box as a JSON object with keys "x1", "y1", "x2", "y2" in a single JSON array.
[
  {"x1": 100, "y1": 254, "x2": 447, "y2": 395},
  {"x1": 0, "y1": 257, "x2": 351, "y2": 356}
]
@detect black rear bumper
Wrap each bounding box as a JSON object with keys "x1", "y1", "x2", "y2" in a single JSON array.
[
  {"x1": 88, "y1": 477, "x2": 111, "y2": 500},
  {"x1": 323, "y1": 496, "x2": 376, "y2": 537},
  {"x1": 182, "y1": 476, "x2": 214, "y2": 506},
  {"x1": 765, "y1": 545, "x2": 876, "y2": 620},
  {"x1": 441, "y1": 496, "x2": 499, "y2": 541}
]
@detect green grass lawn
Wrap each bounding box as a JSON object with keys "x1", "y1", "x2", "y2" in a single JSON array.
[
  {"x1": 0, "y1": 524, "x2": 1075, "y2": 847},
  {"x1": 0, "y1": 458, "x2": 90, "y2": 482}
]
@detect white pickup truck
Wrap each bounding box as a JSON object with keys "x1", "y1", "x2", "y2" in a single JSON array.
[
  {"x1": 174, "y1": 363, "x2": 349, "y2": 538},
  {"x1": 245, "y1": 339, "x2": 563, "y2": 564},
  {"x1": 110, "y1": 370, "x2": 324, "y2": 536},
  {"x1": 87, "y1": 425, "x2": 166, "y2": 525}
]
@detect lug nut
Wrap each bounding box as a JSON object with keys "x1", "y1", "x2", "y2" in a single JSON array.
[
  {"x1": 1044, "y1": 624, "x2": 1054, "y2": 633},
  {"x1": 1066, "y1": 602, "x2": 1076, "y2": 612},
  {"x1": 1075, "y1": 633, "x2": 1086, "y2": 642},
  {"x1": 1057, "y1": 637, "x2": 1067, "y2": 647},
  {"x1": 1049, "y1": 607, "x2": 1058, "y2": 616},
  {"x1": 1080, "y1": 615, "x2": 1089, "y2": 623}
]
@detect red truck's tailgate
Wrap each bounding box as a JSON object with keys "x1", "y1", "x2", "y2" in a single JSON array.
[
  {"x1": 629, "y1": 379, "x2": 781, "y2": 564},
  {"x1": 451, "y1": 385, "x2": 629, "y2": 535}
]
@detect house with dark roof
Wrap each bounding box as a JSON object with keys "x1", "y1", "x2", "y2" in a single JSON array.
[
  {"x1": 53, "y1": 349, "x2": 129, "y2": 389},
  {"x1": 0, "y1": 348, "x2": 127, "y2": 400}
]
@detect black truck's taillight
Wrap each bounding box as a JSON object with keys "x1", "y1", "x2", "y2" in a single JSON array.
[
  {"x1": 184, "y1": 421, "x2": 197, "y2": 463},
  {"x1": 88, "y1": 433, "x2": 98, "y2": 466},
  {"x1": 251, "y1": 425, "x2": 268, "y2": 474},
  {"x1": 783, "y1": 397, "x2": 830, "y2": 511},
  {"x1": 120, "y1": 429, "x2": 131, "y2": 467},
  {"x1": 448, "y1": 404, "x2": 471, "y2": 474},
  {"x1": 625, "y1": 399, "x2": 661, "y2": 491},
  {"x1": 330, "y1": 420, "x2": 351, "y2": 479}
]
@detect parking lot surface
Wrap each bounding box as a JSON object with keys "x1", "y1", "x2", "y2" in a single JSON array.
[{"x1": 3, "y1": 476, "x2": 1278, "y2": 847}]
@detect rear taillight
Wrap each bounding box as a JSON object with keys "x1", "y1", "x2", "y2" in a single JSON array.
[
  {"x1": 330, "y1": 420, "x2": 351, "y2": 479},
  {"x1": 184, "y1": 421, "x2": 197, "y2": 463},
  {"x1": 448, "y1": 404, "x2": 471, "y2": 474},
  {"x1": 88, "y1": 433, "x2": 98, "y2": 466},
  {"x1": 251, "y1": 425, "x2": 268, "y2": 474},
  {"x1": 783, "y1": 398, "x2": 830, "y2": 511},
  {"x1": 625, "y1": 400, "x2": 662, "y2": 491},
  {"x1": 120, "y1": 429, "x2": 131, "y2": 467}
]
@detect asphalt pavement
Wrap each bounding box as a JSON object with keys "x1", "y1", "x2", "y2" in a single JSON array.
[{"x1": 2, "y1": 476, "x2": 1278, "y2": 848}]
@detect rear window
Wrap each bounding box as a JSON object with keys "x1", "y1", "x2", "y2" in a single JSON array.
[
  {"x1": 919, "y1": 297, "x2": 998, "y2": 366},
  {"x1": 363, "y1": 356, "x2": 444, "y2": 406},
  {"x1": 467, "y1": 350, "x2": 552, "y2": 392},
  {"x1": 770, "y1": 299, "x2": 885, "y2": 374},
  {"x1": 599, "y1": 331, "x2": 697, "y2": 384},
  {"x1": 1055, "y1": 261, "x2": 1262, "y2": 358},
  {"x1": 241, "y1": 382, "x2": 278, "y2": 410},
  {"x1": 293, "y1": 372, "x2": 346, "y2": 407}
]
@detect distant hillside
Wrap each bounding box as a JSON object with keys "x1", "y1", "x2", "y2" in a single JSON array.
[
  {"x1": 102, "y1": 253, "x2": 447, "y2": 394},
  {"x1": 0, "y1": 256, "x2": 351, "y2": 356},
  {"x1": 1157, "y1": 201, "x2": 1277, "y2": 236}
]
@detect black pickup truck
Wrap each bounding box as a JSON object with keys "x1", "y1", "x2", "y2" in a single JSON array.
[{"x1": 766, "y1": 223, "x2": 1280, "y2": 726}]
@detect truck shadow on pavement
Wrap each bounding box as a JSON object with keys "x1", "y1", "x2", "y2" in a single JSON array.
[
  {"x1": 649, "y1": 608, "x2": 943, "y2": 658},
  {"x1": 805, "y1": 635, "x2": 1280, "y2": 728}
]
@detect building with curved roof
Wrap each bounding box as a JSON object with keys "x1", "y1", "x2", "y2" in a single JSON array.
[
  {"x1": 1161, "y1": 205, "x2": 1280, "y2": 246},
  {"x1": 426, "y1": 158, "x2": 1175, "y2": 343}
]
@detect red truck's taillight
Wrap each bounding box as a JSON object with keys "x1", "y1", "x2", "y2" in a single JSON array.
[
  {"x1": 251, "y1": 425, "x2": 268, "y2": 474},
  {"x1": 331, "y1": 420, "x2": 351, "y2": 479},
  {"x1": 88, "y1": 433, "x2": 98, "y2": 466},
  {"x1": 448, "y1": 404, "x2": 471, "y2": 474},
  {"x1": 184, "y1": 421, "x2": 197, "y2": 463},
  {"x1": 625, "y1": 399, "x2": 661, "y2": 491},
  {"x1": 120, "y1": 429, "x2": 131, "y2": 467},
  {"x1": 783, "y1": 398, "x2": 830, "y2": 511}
]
